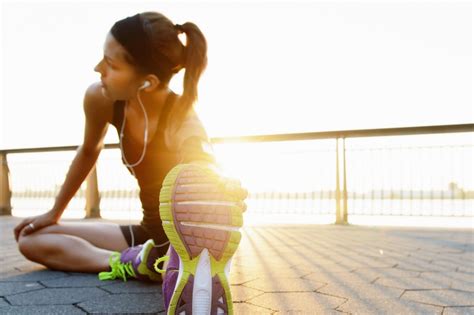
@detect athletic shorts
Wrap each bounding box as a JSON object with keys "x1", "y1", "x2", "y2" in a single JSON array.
[
  {"x1": 119, "y1": 224, "x2": 152, "y2": 247},
  {"x1": 119, "y1": 223, "x2": 170, "y2": 251}
]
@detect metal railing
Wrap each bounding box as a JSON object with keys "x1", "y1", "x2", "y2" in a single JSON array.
[{"x1": 1, "y1": 123, "x2": 473, "y2": 224}]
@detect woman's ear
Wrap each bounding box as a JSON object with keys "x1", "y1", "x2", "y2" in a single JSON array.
[{"x1": 145, "y1": 75, "x2": 161, "y2": 90}]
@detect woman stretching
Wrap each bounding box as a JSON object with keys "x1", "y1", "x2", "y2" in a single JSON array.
[{"x1": 14, "y1": 11, "x2": 246, "y2": 314}]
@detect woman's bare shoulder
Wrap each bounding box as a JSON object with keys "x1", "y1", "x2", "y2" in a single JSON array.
[{"x1": 83, "y1": 82, "x2": 115, "y2": 124}]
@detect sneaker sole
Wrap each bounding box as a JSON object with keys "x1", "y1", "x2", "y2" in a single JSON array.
[{"x1": 159, "y1": 164, "x2": 243, "y2": 314}]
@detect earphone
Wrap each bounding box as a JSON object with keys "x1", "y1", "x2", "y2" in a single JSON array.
[{"x1": 140, "y1": 80, "x2": 151, "y2": 89}]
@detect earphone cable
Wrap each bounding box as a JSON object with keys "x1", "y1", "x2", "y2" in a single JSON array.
[
  {"x1": 120, "y1": 91, "x2": 149, "y2": 169},
  {"x1": 120, "y1": 89, "x2": 148, "y2": 248}
]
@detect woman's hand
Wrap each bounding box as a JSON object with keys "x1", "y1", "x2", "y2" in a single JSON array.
[
  {"x1": 14, "y1": 210, "x2": 60, "y2": 242},
  {"x1": 188, "y1": 161, "x2": 248, "y2": 213},
  {"x1": 219, "y1": 176, "x2": 248, "y2": 213}
]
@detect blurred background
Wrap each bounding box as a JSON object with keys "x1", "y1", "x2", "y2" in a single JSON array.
[{"x1": 1, "y1": 0, "x2": 472, "y2": 227}]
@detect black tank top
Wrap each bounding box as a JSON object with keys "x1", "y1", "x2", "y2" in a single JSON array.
[{"x1": 110, "y1": 92, "x2": 181, "y2": 232}]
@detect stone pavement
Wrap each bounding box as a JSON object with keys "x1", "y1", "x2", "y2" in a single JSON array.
[{"x1": 0, "y1": 216, "x2": 473, "y2": 314}]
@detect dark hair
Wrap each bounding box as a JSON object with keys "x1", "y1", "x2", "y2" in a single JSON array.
[{"x1": 111, "y1": 12, "x2": 208, "y2": 133}]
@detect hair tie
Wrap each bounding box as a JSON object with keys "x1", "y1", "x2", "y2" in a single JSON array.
[{"x1": 175, "y1": 23, "x2": 184, "y2": 33}]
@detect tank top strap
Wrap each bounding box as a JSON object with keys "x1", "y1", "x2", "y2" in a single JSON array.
[
  {"x1": 112, "y1": 100, "x2": 125, "y2": 128},
  {"x1": 111, "y1": 93, "x2": 176, "y2": 140}
]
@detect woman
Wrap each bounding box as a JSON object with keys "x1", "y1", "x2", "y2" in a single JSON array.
[{"x1": 14, "y1": 12, "x2": 246, "y2": 314}]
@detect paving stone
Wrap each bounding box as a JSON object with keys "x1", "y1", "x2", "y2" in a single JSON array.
[
  {"x1": 230, "y1": 271, "x2": 259, "y2": 285},
  {"x1": 375, "y1": 276, "x2": 450, "y2": 290},
  {"x1": 334, "y1": 258, "x2": 396, "y2": 269},
  {"x1": 458, "y1": 265, "x2": 474, "y2": 274},
  {"x1": 9, "y1": 262, "x2": 45, "y2": 272},
  {"x1": 419, "y1": 271, "x2": 474, "y2": 284},
  {"x1": 0, "y1": 269, "x2": 29, "y2": 280},
  {"x1": 288, "y1": 265, "x2": 325, "y2": 277},
  {"x1": 41, "y1": 274, "x2": 104, "y2": 287},
  {"x1": 0, "y1": 281, "x2": 44, "y2": 295},
  {"x1": 274, "y1": 309, "x2": 343, "y2": 315},
  {"x1": 231, "y1": 286, "x2": 265, "y2": 302},
  {"x1": 243, "y1": 266, "x2": 313, "y2": 279},
  {"x1": 411, "y1": 253, "x2": 448, "y2": 262},
  {"x1": 303, "y1": 270, "x2": 378, "y2": 284},
  {"x1": 317, "y1": 281, "x2": 404, "y2": 301},
  {"x1": 401, "y1": 289, "x2": 474, "y2": 307},
  {"x1": 293, "y1": 257, "x2": 345, "y2": 267},
  {"x1": 377, "y1": 252, "x2": 409, "y2": 260},
  {"x1": 244, "y1": 277, "x2": 326, "y2": 293},
  {"x1": 1, "y1": 217, "x2": 473, "y2": 313},
  {"x1": 0, "y1": 270, "x2": 69, "y2": 282},
  {"x1": 444, "y1": 306, "x2": 474, "y2": 315},
  {"x1": 396, "y1": 260, "x2": 454, "y2": 272},
  {"x1": 77, "y1": 293, "x2": 164, "y2": 313},
  {"x1": 450, "y1": 280, "x2": 474, "y2": 292},
  {"x1": 0, "y1": 297, "x2": 9, "y2": 307},
  {"x1": 248, "y1": 292, "x2": 345, "y2": 313},
  {"x1": 234, "y1": 257, "x2": 292, "y2": 270},
  {"x1": 100, "y1": 280, "x2": 162, "y2": 293},
  {"x1": 430, "y1": 249, "x2": 465, "y2": 254},
  {"x1": 232, "y1": 302, "x2": 275, "y2": 314},
  {"x1": 296, "y1": 261, "x2": 357, "y2": 273},
  {"x1": 0, "y1": 305, "x2": 85, "y2": 314},
  {"x1": 431, "y1": 258, "x2": 468, "y2": 270},
  {"x1": 336, "y1": 298, "x2": 443, "y2": 314},
  {"x1": 5, "y1": 287, "x2": 109, "y2": 305},
  {"x1": 351, "y1": 267, "x2": 420, "y2": 280},
  {"x1": 66, "y1": 272, "x2": 96, "y2": 276}
]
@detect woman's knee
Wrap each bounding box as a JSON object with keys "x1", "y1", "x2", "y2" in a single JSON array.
[
  {"x1": 18, "y1": 233, "x2": 56, "y2": 262},
  {"x1": 18, "y1": 234, "x2": 39, "y2": 261}
]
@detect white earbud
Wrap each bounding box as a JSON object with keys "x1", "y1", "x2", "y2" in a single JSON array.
[{"x1": 139, "y1": 81, "x2": 151, "y2": 90}]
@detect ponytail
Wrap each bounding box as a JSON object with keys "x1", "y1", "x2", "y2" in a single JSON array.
[{"x1": 169, "y1": 22, "x2": 208, "y2": 134}]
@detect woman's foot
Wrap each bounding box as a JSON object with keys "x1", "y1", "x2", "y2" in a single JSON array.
[
  {"x1": 159, "y1": 163, "x2": 247, "y2": 314},
  {"x1": 99, "y1": 239, "x2": 169, "y2": 282}
]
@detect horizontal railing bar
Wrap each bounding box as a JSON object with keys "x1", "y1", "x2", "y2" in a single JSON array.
[
  {"x1": 0, "y1": 143, "x2": 121, "y2": 154},
  {"x1": 1, "y1": 123, "x2": 472, "y2": 154},
  {"x1": 211, "y1": 123, "x2": 474, "y2": 143}
]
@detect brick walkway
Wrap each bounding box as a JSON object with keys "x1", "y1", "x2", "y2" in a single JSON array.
[{"x1": 1, "y1": 216, "x2": 473, "y2": 314}]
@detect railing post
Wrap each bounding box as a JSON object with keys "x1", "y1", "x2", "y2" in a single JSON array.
[
  {"x1": 335, "y1": 137, "x2": 348, "y2": 224},
  {"x1": 335, "y1": 138, "x2": 342, "y2": 223},
  {"x1": 85, "y1": 164, "x2": 101, "y2": 218},
  {"x1": 342, "y1": 137, "x2": 348, "y2": 224},
  {"x1": 0, "y1": 153, "x2": 12, "y2": 215}
]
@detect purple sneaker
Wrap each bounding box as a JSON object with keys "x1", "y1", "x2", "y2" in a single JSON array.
[
  {"x1": 99, "y1": 239, "x2": 168, "y2": 282},
  {"x1": 162, "y1": 245, "x2": 180, "y2": 310},
  {"x1": 159, "y1": 164, "x2": 247, "y2": 314}
]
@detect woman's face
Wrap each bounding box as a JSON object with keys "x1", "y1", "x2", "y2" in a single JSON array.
[{"x1": 94, "y1": 32, "x2": 142, "y2": 101}]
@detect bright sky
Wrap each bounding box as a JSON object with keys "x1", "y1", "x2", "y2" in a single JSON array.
[{"x1": 0, "y1": 0, "x2": 472, "y2": 150}]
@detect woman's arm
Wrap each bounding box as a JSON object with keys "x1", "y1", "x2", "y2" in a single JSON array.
[
  {"x1": 14, "y1": 83, "x2": 110, "y2": 239},
  {"x1": 51, "y1": 83, "x2": 110, "y2": 217}
]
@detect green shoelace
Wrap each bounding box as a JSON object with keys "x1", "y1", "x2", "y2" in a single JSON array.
[
  {"x1": 153, "y1": 255, "x2": 170, "y2": 274},
  {"x1": 98, "y1": 252, "x2": 137, "y2": 282}
]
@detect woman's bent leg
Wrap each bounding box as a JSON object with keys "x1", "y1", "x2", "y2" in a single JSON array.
[
  {"x1": 17, "y1": 222, "x2": 129, "y2": 273},
  {"x1": 19, "y1": 233, "x2": 112, "y2": 272}
]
